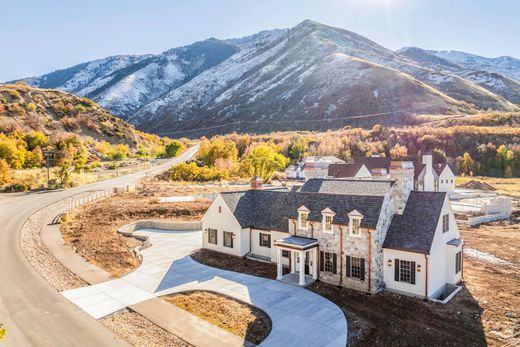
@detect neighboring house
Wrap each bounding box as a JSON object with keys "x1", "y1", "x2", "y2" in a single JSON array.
[
  {"x1": 303, "y1": 156, "x2": 345, "y2": 181},
  {"x1": 327, "y1": 163, "x2": 371, "y2": 179},
  {"x1": 202, "y1": 169, "x2": 463, "y2": 300},
  {"x1": 327, "y1": 154, "x2": 456, "y2": 193},
  {"x1": 285, "y1": 163, "x2": 305, "y2": 180}
]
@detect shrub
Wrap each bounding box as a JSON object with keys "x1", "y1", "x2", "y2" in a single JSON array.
[
  {"x1": 3, "y1": 182, "x2": 30, "y2": 192},
  {"x1": 25, "y1": 131, "x2": 48, "y2": 150},
  {"x1": 26, "y1": 102, "x2": 37, "y2": 112},
  {"x1": 0, "y1": 159, "x2": 11, "y2": 185},
  {"x1": 0, "y1": 134, "x2": 26, "y2": 169},
  {"x1": 164, "y1": 140, "x2": 184, "y2": 158},
  {"x1": 197, "y1": 138, "x2": 238, "y2": 167},
  {"x1": 75, "y1": 104, "x2": 87, "y2": 113},
  {"x1": 8, "y1": 90, "x2": 21, "y2": 100},
  {"x1": 111, "y1": 144, "x2": 129, "y2": 161},
  {"x1": 170, "y1": 162, "x2": 226, "y2": 182},
  {"x1": 0, "y1": 98, "x2": 7, "y2": 104}
]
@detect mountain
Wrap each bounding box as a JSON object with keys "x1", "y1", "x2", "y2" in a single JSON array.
[
  {"x1": 10, "y1": 20, "x2": 520, "y2": 136},
  {"x1": 430, "y1": 50, "x2": 520, "y2": 82},
  {"x1": 0, "y1": 83, "x2": 164, "y2": 151},
  {"x1": 398, "y1": 47, "x2": 520, "y2": 105}
]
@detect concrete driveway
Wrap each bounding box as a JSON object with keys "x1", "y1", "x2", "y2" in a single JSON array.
[{"x1": 61, "y1": 229, "x2": 348, "y2": 347}]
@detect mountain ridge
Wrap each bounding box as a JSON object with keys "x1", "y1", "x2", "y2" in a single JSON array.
[{"x1": 6, "y1": 20, "x2": 520, "y2": 136}]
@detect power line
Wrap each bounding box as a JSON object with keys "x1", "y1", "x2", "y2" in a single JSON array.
[{"x1": 154, "y1": 109, "x2": 410, "y2": 136}]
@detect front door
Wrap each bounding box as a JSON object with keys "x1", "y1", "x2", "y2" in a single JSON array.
[{"x1": 304, "y1": 253, "x2": 310, "y2": 275}]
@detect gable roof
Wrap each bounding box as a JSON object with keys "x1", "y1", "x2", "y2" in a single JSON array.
[
  {"x1": 299, "y1": 178, "x2": 394, "y2": 196},
  {"x1": 328, "y1": 163, "x2": 366, "y2": 178},
  {"x1": 352, "y1": 157, "x2": 392, "y2": 170},
  {"x1": 383, "y1": 191, "x2": 447, "y2": 254},
  {"x1": 220, "y1": 190, "x2": 290, "y2": 232},
  {"x1": 413, "y1": 162, "x2": 451, "y2": 179}
]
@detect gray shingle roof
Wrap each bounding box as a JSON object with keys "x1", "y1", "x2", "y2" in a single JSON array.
[
  {"x1": 299, "y1": 178, "x2": 394, "y2": 196},
  {"x1": 287, "y1": 192, "x2": 385, "y2": 229},
  {"x1": 328, "y1": 163, "x2": 366, "y2": 178},
  {"x1": 352, "y1": 157, "x2": 392, "y2": 170},
  {"x1": 383, "y1": 191, "x2": 447, "y2": 254}
]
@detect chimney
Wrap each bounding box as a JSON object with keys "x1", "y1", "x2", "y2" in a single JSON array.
[
  {"x1": 250, "y1": 177, "x2": 263, "y2": 190},
  {"x1": 422, "y1": 153, "x2": 434, "y2": 191},
  {"x1": 389, "y1": 161, "x2": 414, "y2": 214}
]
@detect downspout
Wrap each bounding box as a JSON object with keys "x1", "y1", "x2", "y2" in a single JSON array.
[
  {"x1": 339, "y1": 226, "x2": 343, "y2": 286},
  {"x1": 461, "y1": 244, "x2": 464, "y2": 280},
  {"x1": 244, "y1": 227, "x2": 253, "y2": 258},
  {"x1": 292, "y1": 220, "x2": 297, "y2": 236},
  {"x1": 367, "y1": 229, "x2": 372, "y2": 293},
  {"x1": 310, "y1": 222, "x2": 314, "y2": 238},
  {"x1": 425, "y1": 254, "x2": 429, "y2": 299}
]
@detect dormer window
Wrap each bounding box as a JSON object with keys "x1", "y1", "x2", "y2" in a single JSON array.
[
  {"x1": 321, "y1": 208, "x2": 335, "y2": 233},
  {"x1": 348, "y1": 210, "x2": 363, "y2": 237},
  {"x1": 298, "y1": 205, "x2": 310, "y2": 230}
]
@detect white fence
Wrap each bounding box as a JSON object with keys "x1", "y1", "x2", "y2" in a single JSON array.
[{"x1": 466, "y1": 213, "x2": 509, "y2": 226}]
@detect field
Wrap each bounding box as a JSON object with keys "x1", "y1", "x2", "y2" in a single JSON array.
[{"x1": 456, "y1": 176, "x2": 520, "y2": 199}]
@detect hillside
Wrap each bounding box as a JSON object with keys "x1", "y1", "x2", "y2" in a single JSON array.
[
  {"x1": 12, "y1": 20, "x2": 520, "y2": 136},
  {"x1": 0, "y1": 83, "x2": 165, "y2": 152}
]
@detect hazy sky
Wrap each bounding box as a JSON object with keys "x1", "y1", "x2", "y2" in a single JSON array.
[{"x1": 1, "y1": 0, "x2": 519, "y2": 81}]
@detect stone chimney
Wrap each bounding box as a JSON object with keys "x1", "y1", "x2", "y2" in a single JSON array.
[
  {"x1": 250, "y1": 177, "x2": 263, "y2": 190},
  {"x1": 422, "y1": 153, "x2": 434, "y2": 191},
  {"x1": 389, "y1": 161, "x2": 414, "y2": 214}
]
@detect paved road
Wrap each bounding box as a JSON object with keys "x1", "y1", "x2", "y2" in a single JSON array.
[
  {"x1": 62, "y1": 228, "x2": 348, "y2": 347},
  {"x1": 0, "y1": 146, "x2": 198, "y2": 346}
]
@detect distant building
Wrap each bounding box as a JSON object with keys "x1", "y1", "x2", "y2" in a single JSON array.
[
  {"x1": 302, "y1": 156, "x2": 345, "y2": 181},
  {"x1": 285, "y1": 163, "x2": 305, "y2": 180}
]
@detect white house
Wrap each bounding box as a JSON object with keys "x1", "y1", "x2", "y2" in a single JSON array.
[
  {"x1": 285, "y1": 163, "x2": 305, "y2": 180},
  {"x1": 202, "y1": 169, "x2": 463, "y2": 300},
  {"x1": 302, "y1": 156, "x2": 345, "y2": 181}
]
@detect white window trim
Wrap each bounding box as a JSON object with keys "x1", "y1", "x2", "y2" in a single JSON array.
[
  {"x1": 299, "y1": 212, "x2": 309, "y2": 230},
  {"x1": 349, "y1": 217, "x2": 362, "y2": 237},
  {"x1": 322, "y1": 213, "x2": 334, "y2": 233}
]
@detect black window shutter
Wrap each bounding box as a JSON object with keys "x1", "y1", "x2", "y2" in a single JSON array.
[
  {"x1": 231, "y1": 233, "x2": 234, "y2": 248},
  {"x1": 360, "y1": 258, "x2": 365, "y2": 281},
  {"x1": 346, "y1": 256, "x2": 351, "y2": 277},
  {"x1": 394, "y1": 259, "x2": 400, "y2": 281},
  {"x1": 320, "y1": 251, "x2": 324, "y2": 271},
  {"x1": 411, "y1": 261, "x2": 416, "y2": 284},
  {"x1": 332, "y1": 253, "x2": 337, "y2": 274},
  {"x1": 259, "y1": 234, "x2": 262, "y2": 247}
]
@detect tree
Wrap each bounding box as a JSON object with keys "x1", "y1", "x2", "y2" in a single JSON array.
[
  {"x1": 0, "y1": 134, "x2": 26, "y2": 169},
  {"x1": 458, "y1": 152, "x2": 474, "y2": 176},
  {"x1": 389, "y1": 144, "x2": 408, "y2": 159},
  {"x1": 287, "y1": 141, "x2": 307, "y2": 162},
  {"x1": 25, "y1": 131, "x2": 48, "y2": 150},
  {"x1": 432, "y1": 148, "x2": 447, "y2": 163},
  {"x1": 239, "y1": 144, "x2": 289, "y2": 181},
  {"x1": 73, "y1": 144, "x2": 88, "y2": 172},
  {"x1": 111, "y1": 144, "x2": 130, "y2": 161},
  {"x1": 164, "y1": 140, "x2": 184, "y2": 158},
  {"x1": 24, "y1": 146, "x2": 44, "y2": 168},
  {"x1": 197, "y1": 138, "x2": 238, "y2": 167},
  {"x1": 0, "y1": 159, "x2": 11, "y2": 185},
  {"x1": 496, "y1": 145, "x2": 514, "y2": 178},
  {"x1": 55, "y1": 149, "x2": 74, "y2": 187}
]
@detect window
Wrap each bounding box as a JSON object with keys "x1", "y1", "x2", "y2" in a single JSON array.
[
  {"x1": 223, "y1": 231, "x2": 233, "y2": 248},
  {"x1": 320, "y1": 251, "x2": 337, "y2": 274},
  {"x1": 218, "y1": 206, "x2": 222, "y2": 213},
  {"x1": 323, "y1": 215, "x2": 333, "y2": 232},
  {"x1": 394, "y1": 259, "x2": 416, "y2": 284},
  {"x1": 451, "y1": 179, "x2": 454, "y2": 184},
  {"x1": 282, "y1": 250, "x2": 289, "y2": 258},
  {"x1": 442, "y1": 214, "x2": 449, "y2": 233},
  {"x1": 455, "y1": 251, "x2": 462, "y2": 274},
  {"x1": 259, "y1": 233, "x2": 271, "y2": 248},
  {"x1": 208, "y1": 228, "x2": 217, "y2": 245},
  {"x1": 299, "y1": 212, "x2": 308, "y2": 229},
  {"x1": 346, "y1": 256, "x2": 365, "y2": 281},
  {"x1": 350, "y1": 218, "x2": 361, "y2": 236}
]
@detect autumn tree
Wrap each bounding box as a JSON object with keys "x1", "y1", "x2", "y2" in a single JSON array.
[
  {"x1": 0, "y1": 159, "x2": 11, "y2": 185},
  {"x1": 239, "y1": 143, "x2": 289, "y2": 181},
  {"x1": 457, "y1": 152, "x2": 474, "y2": 176},
  {"x1": 164, "y1": 140, "x2": 184, "y2": 158},
  {"x1": 287, "y1": 140, "x2": 307, "y2": 162},
  {"x1": 197, "y1": 138, "x2": 238, "y2": 167}
]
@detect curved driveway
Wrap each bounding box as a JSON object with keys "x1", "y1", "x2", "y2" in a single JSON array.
[
  {"x1": 62, "y1": 229, "x2": 348, "y2": 347},
  {"x1": 0, "y1": 146, "x2": 198, "y2": 346}
]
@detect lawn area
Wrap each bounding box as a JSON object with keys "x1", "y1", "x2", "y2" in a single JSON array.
[
  {"x1": 456, "y1": 176, "x2": 520, "y2": 199},
  {"x1": 163, "y1": 291, "x2": 271, "y2": 344}
]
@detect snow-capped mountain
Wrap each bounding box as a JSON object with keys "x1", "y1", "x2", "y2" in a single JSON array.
[
  {"x1": 430, "y1": 50, "x2": 520, "y2": 82},
  {"x1": 10, "y1": 20, "x2": 520, "y2": 136}
]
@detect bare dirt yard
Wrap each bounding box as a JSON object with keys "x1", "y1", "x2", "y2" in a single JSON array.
[
  {"x1": 60, "y1": 178, "x2": 243, "y2": 277},
  {"x1": 163, "y1": 291, "x2": 271, "y2": 344}
]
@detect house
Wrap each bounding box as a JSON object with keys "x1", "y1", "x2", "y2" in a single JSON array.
[
  {"x1": 302, "y1": 156, "x2": 345, "y2": 181},
  {"x1": 202, "y1": 168, "x2": 464, "y2": 300},
  {"x1": 328, "y1": 154, "x2": 456, "y2": 193},
  {"x1": 285, "y1": 163, "x2": 305, "y2": 180}
]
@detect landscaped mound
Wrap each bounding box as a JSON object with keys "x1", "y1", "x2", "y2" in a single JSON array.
[{"x1": 163, "y1": 290, "x2": 271, "y2": 344}]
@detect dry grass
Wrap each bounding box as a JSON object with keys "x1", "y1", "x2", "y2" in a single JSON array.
[
  {"x1": 456, "y1": 176, "x2": 520, "y2": 199},
  {"x1": 163, "y1": 291, "x2": 271, "y2": 344}
]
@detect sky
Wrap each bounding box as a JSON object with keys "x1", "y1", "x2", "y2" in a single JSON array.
[{"x1": 1, "y1": 0, "x2": 519, "y2": 81}]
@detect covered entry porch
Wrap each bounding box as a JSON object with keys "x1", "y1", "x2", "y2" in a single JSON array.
[{"x1": 274, "y1": 236, "x2": 318, "y2": 287}]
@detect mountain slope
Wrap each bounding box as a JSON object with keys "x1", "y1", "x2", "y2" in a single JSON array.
[
  {"x1": 11, "y1": 20, "x2": 520, "y2": 136},
  {"x1": 430, "y1": 50, "x2": 520, "y2": 82},
  {"x1": 0, "y1": 83, "x2": 163, "y2": 150},
  {"x1": 399, "y1": 47, "x2": 520, "y2": 105}
]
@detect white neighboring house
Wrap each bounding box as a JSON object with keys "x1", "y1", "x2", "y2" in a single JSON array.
[
  {"x1": 414, "y1": 154, "x2": 456, "y2": 193},
  {"x1": 285, "y1": 163, "x2": 305, "y2": 180},
  {"x1": 303, "y1": 156, "x2": 345, "y2": 181},
  {"x1": 202, "y1": 171, "x2": 464, "y2": 300}
]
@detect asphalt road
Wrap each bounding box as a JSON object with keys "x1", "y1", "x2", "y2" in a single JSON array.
[{"x1": 0, "y1": 145, "x2": 198, "y2": 346}]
